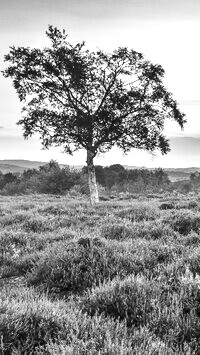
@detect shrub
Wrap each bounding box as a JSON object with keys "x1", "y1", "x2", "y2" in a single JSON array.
[
  {"x1": 0, "y1": 181, "x2": 27, "y2": 195},
  {"x1": 18, "y1": 203, "x2": 35, "y2": 211},
  {"x1": 27, "y1": 238, "x2": 139, "y2": 293},
  {"x1": 181, "y1": 232, "x2": 200, "y2": 246},
  {"x1": 187, "y1": 247, "x2": 200, "y2": 276},
  {"x1": 101, "y1": 223, "x2": 134, "y2": 240},
  {"x1": 130, "y1": 240, "x2": 182, "y2": 274},
  {"x1": 101, "y1": 220, "x2": 176, "y2": 242},
  {"x1": 159, "y1": 202, "x2": 174, "y2": 210},
  {"x1": 0, "y1": 212, "x2": 30, "y2": 227},
  {"x1": 23, "y1": 216, "x2": 54, "y2": 233},
  {"x1": 149, "y1": 273, "x2": 200, "y2": 352},
  {"x1": 1, "y1": 250, "x2": 42, "y2": 277},
  {"x1": 130, "y1": 221, "x2": 176, "y2": 241},
  {"x1": 151, "y1": 259, "x2": 187, "y2": 289},
  {"x1": 82, "y1": 270, "x2": 200, "y2": 353},
  {"x1": 163, "y1": 210, "x2": 200, "y2": 235},
  {"x1": 188, "y1": 201, "x2": 198, "y2": 209},
  {"x1": 82, "y1": 275, "x2": 160, "y2": 327},
  {"x1": 35, "y1": 327, "x2": 180, "y2": 354},
  {"x1": 0, "y1": 286, "x2": 133, "y2": 355},
  {"x1": 38, "y1": 205, "x2": 68, "y2": 215},
  {"x1": 115, "y1": 204, "x2": 159, "y2": 222},
  {"x1": 0, "y1": 287, "x2": 66, "y2": 353},
  {"x1": 0, "y1": 230, "x2": 29, "y2": 263},
  {"x1": 99, "y1": 195, "x2": 110, "y2": 201},
  {"x1": 176, "y1": 201, "x2": 198, "y2": 210},
  {"x1": 27, "y1": 237, "x2": 181, "y2": 294}
]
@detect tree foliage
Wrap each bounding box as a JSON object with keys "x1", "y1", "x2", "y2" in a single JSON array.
[
  {"x1": 92, "y1": 165, "x2": 170, "y2": 191},
  {"x1": 0, "y1": 161, "x2": 81, "y2": 195},
  {"x1": 3, "y1": 25, "x2": 185, "y2": 158}
]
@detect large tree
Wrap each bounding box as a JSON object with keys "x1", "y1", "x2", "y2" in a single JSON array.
[{"x1": 2, "y1": 26, "x2": 186, "y2": 204}]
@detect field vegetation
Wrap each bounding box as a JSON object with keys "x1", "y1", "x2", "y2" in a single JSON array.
[
  {"x1": 0, "y1": 160, "x2": 171, "y2": 197},
  {"x1": 1, "y1": 191, "x2": 200, "y2": 354}
]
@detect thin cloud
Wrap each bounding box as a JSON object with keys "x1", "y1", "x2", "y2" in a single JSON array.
[
  {"x1": 169, "y1": 133, "x2": 200, "y2": 139},
  {"x1": 0, "y1": 126, "x2": 4, "y2": 129},
  {"x1": 179, "y1": 100, "x2": 200, "y2": 106}
]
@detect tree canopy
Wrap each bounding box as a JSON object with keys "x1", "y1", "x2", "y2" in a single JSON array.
[{"x1": 2, "y1": 25, "x2": 186, "y2": 203}]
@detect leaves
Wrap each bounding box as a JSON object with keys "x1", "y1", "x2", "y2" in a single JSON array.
[{"x1": 2, "y1": 25, "x2": 186, "y2": 157}]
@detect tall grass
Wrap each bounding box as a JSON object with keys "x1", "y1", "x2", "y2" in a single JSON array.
[{"x1": 1, "y1": 193, "x2": 200, "y2": 353}]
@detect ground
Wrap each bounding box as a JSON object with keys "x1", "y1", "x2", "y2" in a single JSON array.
[{"x1": 1, "y1": 192, "x2": 200, "y2": 354}]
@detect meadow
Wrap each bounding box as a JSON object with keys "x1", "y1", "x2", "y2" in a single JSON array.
[{"x1": 1, "y1": 192, "x2": 200, "y2": 354}]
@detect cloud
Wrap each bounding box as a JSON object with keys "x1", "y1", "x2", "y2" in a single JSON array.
[
  {"x1": 169, "y1": 133, "x2": 200, "y2": 139},
  {"x1": 180, "y1": 100, "x2": 200, "y2": 106},
  {"x1": 0, "y1": 126, "x2": 4, "y2": 129}
]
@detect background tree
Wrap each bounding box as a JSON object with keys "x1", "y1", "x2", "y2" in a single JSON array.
[
  {"x1": 0, "y1": 172, "x2": 18, "y2": 190},
  {"x1": 2, "y1": 25, "x2": 186, "y2": 204},
  {"x1": 37, "y1": 160, "x2": 79, "y2": 194},
  {"x1": 92, "y1": 165, "x2": 106, "y2": 186}
]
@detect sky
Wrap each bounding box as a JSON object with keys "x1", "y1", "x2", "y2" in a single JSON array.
[{"x1": 1, "y1": 0, "x2": 200, "y2": 168}]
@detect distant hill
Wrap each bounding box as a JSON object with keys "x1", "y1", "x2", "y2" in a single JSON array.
[
  {"x1": 0, "y1": 160, "x2": 47, "y2": 173},
  {"x1": 163, "y1": 168, "x2": 200, "y2": 182},
  {"x1": 0, "y1": 160, "x2": 47, "y2": 168},
  {"x1": 0, "y1": 164, "x2": 26, "y2": 174}
]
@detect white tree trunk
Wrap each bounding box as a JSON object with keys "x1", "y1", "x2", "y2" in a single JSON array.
[{"x1": 87, "y1": 149, "x2": 99, "y2": 205}]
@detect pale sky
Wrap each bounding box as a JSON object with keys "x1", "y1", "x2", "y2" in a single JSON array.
[{"x1": 1, "y1": 0, "x2": 200, "y2": 168}]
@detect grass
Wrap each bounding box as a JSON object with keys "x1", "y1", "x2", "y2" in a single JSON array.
[{"x1": 1, "y1": 192, "x2": 200, "y2": 353}]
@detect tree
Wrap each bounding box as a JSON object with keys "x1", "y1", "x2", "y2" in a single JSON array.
[
  {"x1": 93, "y1": 165, "x2": 106, "y2": 186},
  {"x1": 103, "y1": 165, "x2": 126, "y2": 190},
  {"x1": 21, "y1": 160, "x2": 81, "y2": 194},
  {"x1": 2, "y1": 25, "x2": 186, "y2": 204},
  {"x1": 37, "y1": 160, "x2": 80, "y2": 193},
  {"x1": 0, "y1": 172, "x2": 18, "y2": 189}
]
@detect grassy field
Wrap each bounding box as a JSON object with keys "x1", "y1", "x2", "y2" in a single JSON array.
[{"x1": 1, "y1": 192, "x2": 200, "y2": 354}]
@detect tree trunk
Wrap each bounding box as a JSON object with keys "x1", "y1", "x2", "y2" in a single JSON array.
[{"x1": 87, "y1": 149, "x2": 99, "y2": 205}]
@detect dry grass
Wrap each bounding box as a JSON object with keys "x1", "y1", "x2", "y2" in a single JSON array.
[{"x1": 1, "y1": 192, "x2": 200, "y2": 353}]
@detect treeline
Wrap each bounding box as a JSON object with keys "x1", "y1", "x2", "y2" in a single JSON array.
[
  {"x1": 0, "y1": 160, "x2": 171, "y2": 196},
  {"x1": 178, "y1": 172, "x2": 200, "y2": 193},
  {"x1": 0, "y1": 161, "x2": 84, "y2": 195},
  {"x1": 91, "y1": 164, "x2": 170, "y2": 193},
  {"x1": 190, "y1": 172, "x2": 200, "y2": 186},
  {"x1": 165, "y1": 172, "x2": 200, "y2": 194}
]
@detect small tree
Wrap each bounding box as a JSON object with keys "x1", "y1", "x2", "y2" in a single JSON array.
[{"x1": 2, "y1": 25, "x2": 186, "y2": 204}]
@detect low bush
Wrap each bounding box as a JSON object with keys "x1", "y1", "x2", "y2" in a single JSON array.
[
  {"x1": 101, "y1": 223, "x2": 134, "y2": 240},
  {"x1": 130, "y1": 221, "x2": 176, "y2": 241},
  {"x1": 188, "y1": 201, "x2": 198, "y2": 209},
  {"x1": 131, "y1": 240, "x2": 182, "y2": 274},
  {"x1": 162, "y1": 210, "x2": 200, "y2": 235},
  {"x1": 1, "y1": 250, "x2": 42, "y2": 277},
  {"x1": 181, "y1": 232, "x2": 200, "y2": 246},
  {"x1": 0, "y1": 230, "x2": 27, "y2": 262},
  {"x1": 82, "y1": 270, "x2": 200, "y2": 352},
  {"x1": 159, "y1": 202, "x2": 174, "y2": 210},
  {"x1": 27, "y1": 238, "x2": 139, "y2": 293},
  {"x1": 0, "y1": 286, "x2": 133, "y2": 355},
  {"x1": 187, "y1": 247, "x2": 200, "y2": 276},
  {"x1": 115, "y1": 204, "x2": 159, "y2": 222},
  {"x1": 27, "y1": 238, "x2": 181, "y2": 294},
  {"x1": 101, "y1": 220, "x2": 177, "y2": 242},
  {"x1": 35, "y1": 327, "x2": 181, "y2": 355},
  {"x1": 149, "y1": 274, "x2": 200, "y2": 352},
  {"x1": 23, "y1": 215, "x2": 54, "y2": 233},
  {"x1": 0, "y1": 212, "x2": 30, "y2": 227},
  {"x1": 82, "y1": 275, "x2": 160, "y2": 327},
  {"x1": 176, "y1": 200, "x2": 198, "y2": 210}
]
